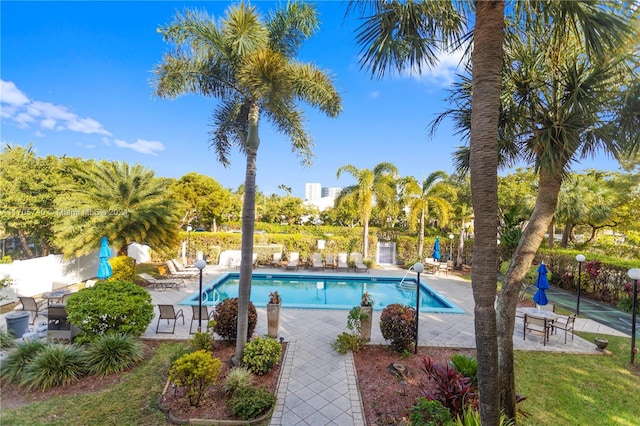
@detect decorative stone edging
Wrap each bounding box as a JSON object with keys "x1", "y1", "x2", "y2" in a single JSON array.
[{"x1": 157, "y1": 343, "x2": 288, "y2": 425}]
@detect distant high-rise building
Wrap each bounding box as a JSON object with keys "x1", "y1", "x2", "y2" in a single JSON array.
[
  {"x1": 305, "y1": 183, "x2": 322, "y2": 201},
  {"x1": 322, "y1": 187, "x2": 342, "y2": 198}
]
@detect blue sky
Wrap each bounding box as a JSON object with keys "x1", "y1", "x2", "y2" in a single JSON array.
[{"x1": 1, "y1": 1, "x2": 619, "y2": 199}]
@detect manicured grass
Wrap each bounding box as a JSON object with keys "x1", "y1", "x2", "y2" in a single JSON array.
[
  {"x1": 516, "y1": 332, "x2": 640, "y2": 425},
  {"x1": 0, "y1": 342, "x2": 181, "y2": 425}
]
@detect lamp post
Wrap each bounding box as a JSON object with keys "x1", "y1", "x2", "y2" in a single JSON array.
[
  {"x1": 628, "y1": 268, "x2": 640, "y2": 364},
  {"x1": 448, "y1": 233, "x2": 454, "y2": 263},
  {"x1": 186, "y1": 225, "x2": 193, "y2": 262},
  {"x1": 575, "y1": 254, "x2": 585, "y2": 315},
  {"x1": 413, "y1": 262, "x2": 424, "y2": 354},
  {"x1": 195, "y1": 259, "x2": 207, "y2": 332}
]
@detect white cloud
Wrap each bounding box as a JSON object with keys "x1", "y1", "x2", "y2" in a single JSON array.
[
  {"x1": 114, "y1": 138, "x2": 165, "y2": 156},
  {"x1": 369, "y1": 91, "x2": 380, "y2": 99},
  {"x1": 0, "y1": 79, "x2": 111, "y2": 136},
  {"x1": 0, "y1": 80, "x2": 29, "y2": 105},
  {"x1": 400, "y1": 46, "x2": 467, "y2": 88}
]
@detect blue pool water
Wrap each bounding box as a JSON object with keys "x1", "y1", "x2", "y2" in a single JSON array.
[{"x1": 179, "y1": 273, "x2": 464, "y2": 313}]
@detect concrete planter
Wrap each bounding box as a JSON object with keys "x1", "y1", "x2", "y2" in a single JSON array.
[
  {"x1": 360, "y1": 305, "x2": 373, "y2": 342},
  {"x1": 266, "y1": 303, "x2": 281, "y2": 338}
]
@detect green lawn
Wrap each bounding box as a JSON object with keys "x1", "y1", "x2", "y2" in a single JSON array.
[
  {"x1": 516, "y1": 333, "x2": 640, "y2": 425},
  {"x1": 1, "y1": 333, "x2": 638, "y2": 425}
]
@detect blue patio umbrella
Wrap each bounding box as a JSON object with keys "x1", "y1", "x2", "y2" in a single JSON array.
[
  {"x1": 96, "y1": 236, "x2": 113, "y2": 280},
  {"x1": 533, "y1": 262, "x2": 550, "y2": 306},
  {"x1": 432, "y1": 237, "x2": 441, "y2": 261}
]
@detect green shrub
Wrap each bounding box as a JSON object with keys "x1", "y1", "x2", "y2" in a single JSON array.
[
  {"x1": 333, "y1": 332, "x2": 364, "y2": 354},
  {"x1": 23, "y1": 343, "x2": 86, "y2": 390},
  {"x1": 421, "y1": 357, "x2": 476, "y2": 420},
  {"x1": 451, "y1": 405, "x2": 514, "y2": 426},
  {"x1": 82, "y1": 333, "x2": 145, "y2": 377},
  {"x1": 169, "y1": 349, "x2": 222, "y2": 407},
  {"x1": 0, "y1": 328, "x2": 16, "y2": 350},
  {"x1": 379, "y1": 303, "x2": 416, "y2": 353},
  {"x1": 450, "y1": 354, "x2": 478, "y2": 388},
  {"x1": 333, "y1": 306, "x2": 368, "y2": 354},
  {"x1": 107, "y1": 255, "x2": 136, "y2": 283},
  {"x1": 409, "y1": 397, "x2": 452, "y2": 426},
  {"x1": 230, "y1": 385, "x2": 275, "y2": 420},
  {"x1": 0, "y1": 340, "x2": 47, "y2": 384},
  {"x1": 242, "y1": 336, "x2": 282, "y2": 375},
  {"x1": 212, "y1": 298, "x2": 257, "y2": 341},
  {"x1": 189, "y1": 331, "x2": 216, "y2": 352},
  {"x1": 66, "y1": 280, "x2": 154, "y2": 341},
  {"x1": 224, "y1": 366, "x2": 254, "y2": 394},
  {"x1": 617, "y1": 297, "x2": 634, "y2": 312}
]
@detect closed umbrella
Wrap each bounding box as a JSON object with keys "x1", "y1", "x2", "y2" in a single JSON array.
[
  {"x1": 97, "y1": 236, "x2": 113, "y2": 280},
  {"x1": 432, "y1": 237, "x2": 441, "y2": 261},
  {"x1": 533, "y1": 262, "x2": 550, "y2": 308}
]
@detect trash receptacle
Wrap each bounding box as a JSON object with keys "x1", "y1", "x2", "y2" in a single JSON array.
[{"x1": 5, "y1": 311, "x2": 30, "y2": 339}]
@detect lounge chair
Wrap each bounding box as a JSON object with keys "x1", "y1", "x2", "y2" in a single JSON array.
[
  {"x1": 138, "y1": 273, "x2": 183, "y2": 291},
  {"x1": 438, "y1": 262, "x2": 449, "y2": 275},
  {"x1": 165, "y1": 260, "x2": 198, "y2": 278},
  {"x1": 271, "y1": 252, "x2": 283, "y2": 267},
  {"x1": 17, "y1": 296, "x2": 48, "y2": 324},
  {"x1": 312, "y1": 253, "x2": 324, "y2": 271},
  {"x1": 190, "y1": 305, "x2": 212, "y2": 334},
  {"x1": 337, "y1": 253, "x2": 349, "y2": 272},
  {"x1": 156, "y1": 304, "x2": 184, "y2": 334},
  {"x1": 353, "y1": 253, "x2": 369, "y2": 273},
  {"x1": 324, "y1": 254, "x2": 335, "y2": 270},
  {"x1": 172, "y1": 258, "x2": 198, "y2": 272},
  {"x1": 286, "y1": 252, "x2": 299, "y2": 271}
]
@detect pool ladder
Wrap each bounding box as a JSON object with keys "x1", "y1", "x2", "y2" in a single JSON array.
[
  {"x1": 397, "y1": 267, "x2": 417, "y2": 291},
  {"x1": 203, "y1": 289, "x2": 221, "y2": 306}
]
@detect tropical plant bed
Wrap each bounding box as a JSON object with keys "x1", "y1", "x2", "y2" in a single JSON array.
[
  {"x1": 353, "y1": 345, "x2": 476, "y2": 425},
  {"x1": 159, "y1": 340, "x2": 285, "y2": 422}
]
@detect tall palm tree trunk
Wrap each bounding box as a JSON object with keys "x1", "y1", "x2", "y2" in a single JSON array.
[
  {"x1": 469, "y1": 1, "x2": 504, "y2": 424},
  {"x1": 496, "y1": 166, "x2": 563, "y2": 419},
  {"x1": 418, "y1": 207, "x2": 426, "y2": 258},
  {"x1": 362, "y1": 221, "x2": 369, "y2": 259}
]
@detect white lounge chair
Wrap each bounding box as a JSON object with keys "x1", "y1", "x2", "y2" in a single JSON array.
[
  {"x1": 286, "y1": 252, "x2": 299, "y2": 271},
  {"x1": 271, "y1": 252, "x2": 283, "y2": 267},
  {"x1": 353, "y1": 253, "x2": 368, "y2": 273},
  {"x1": 138, "y1": 273, "x2": 183, "y2": 291},
  {"x1": 312, "y1": 253, "x2": 324, "y2": 271},
  {"x1": 337, "y1": 253, "x2": 349, "y2": 272},
  {"x1": 324, "y1": 254, "x2": 335, "y2": 270},
  {"x1": 165, "y1": 260, "x2": 198, "y2": 278}
]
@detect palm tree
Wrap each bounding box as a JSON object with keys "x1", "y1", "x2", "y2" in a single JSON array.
[
  {"x1": 336, "y1": 162, "x2": 398, "y2": 259},
  {"x1": 349, "y1": 2, "x2": 505, "y2": 422},
  {"x1": 432, "y1": 2, "x2": 637, "y2": 417},
  {"x1": 403, "y1": 171, "x2": 456, "y2": 258},
  {"x1": 54, "y1": 161, "x2": 183, "y2": 257},
  {"x1": 152, "y1": 2, "x2": 341, "y2": 363}
]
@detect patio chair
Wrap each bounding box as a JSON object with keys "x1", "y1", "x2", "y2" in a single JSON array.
[
  {"x1": 337, "y1": 253, "x2": 349, "y2": 272},
  {"x1": 165, "y1": 260, "x2": 198, "y2": 279},
  {"x1": 271, "y1": 252, "x2": 282, "y2": 267},
  {"x1": 438, "y1": 262, "x2": 449, "y2": 275},
  {"x1": 312, "y1": 253, "x2": 324, "y2": 271},
  {"x1": 523, "y1": 313, "x2": 553, "y2": 346},
  {"x1": 552, "y1": 314, "x2": 576, "y2": 343},
  {"x1": 138, "y1": 273, "x2": 183, "y2": 291},
  {"x1": 190, "y1": 305, "x2": 212, "y2": 334},
  {"x1": 285, "y1": 252, "x2": 299, "y2": 271},
  {"x1": 17, "y1": 296, "x2": 47, "y2": 324},
  {"x1": 156, "y1": 304, "x2": 184, "y2": 334},
  {"x1": 353, "y1": 253, "x2": 369, "y2": 273}
]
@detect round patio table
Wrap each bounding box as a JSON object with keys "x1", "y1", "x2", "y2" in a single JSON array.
[{"x1": 41, "y1": 289, "x2": 73, "y2": 305}]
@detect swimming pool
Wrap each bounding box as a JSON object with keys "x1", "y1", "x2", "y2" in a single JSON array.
[{"x1": 179, "y1": 273, "x2": 465, "y2": 313}]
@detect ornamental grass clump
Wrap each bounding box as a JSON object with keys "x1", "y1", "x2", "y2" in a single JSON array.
[
  {"x1": 82, "y1": 333, "x2": 145, "y2": 377},
  {"x1": 169, "y1": 349, "x2": 222, "y2": 407},
  {"x1": 23, "y1": 343, "x2": 86, "y2": 390},
  {"x1": 379, "y1": 303, "x2": 416, "y2": 353},
  {"x1": 224, "y1": 366, "x2": 254, "y2": 394},
  {"x1": 242, "y1": 336, "x2": 282, "y2": 375},
  {"x1": 0, "y1": 339, "x2": 47, "y2": 384}
]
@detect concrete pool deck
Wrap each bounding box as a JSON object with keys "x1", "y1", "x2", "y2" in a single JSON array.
[{"x1": 3, "y1": 264, "x2": 628, "y2": 426}]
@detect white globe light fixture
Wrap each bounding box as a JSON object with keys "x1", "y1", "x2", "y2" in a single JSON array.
[{"x1": 195, "y1": 259, "x2": 207, "y2": 332}]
